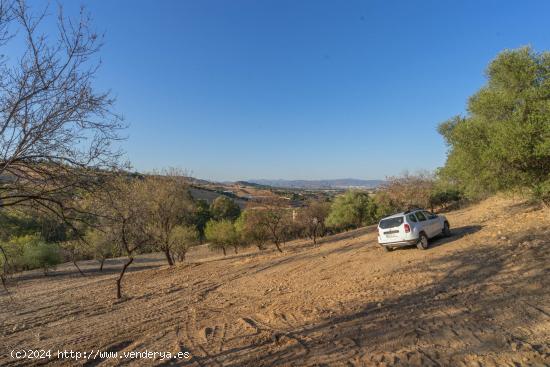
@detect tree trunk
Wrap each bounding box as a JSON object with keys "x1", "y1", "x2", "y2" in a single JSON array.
[
  {"x1": 179, "y1": 251, "x2": 186, "y2": 262},
  {"x1": 274, "y1": 242, "x2": 283, "y2": 253},
  {"x1": 117, "y1": 256, "x2": 134, "y2": 299},
  {"x1": 313, "y1": 233, "x2": 317, "y2": 245},
  {"x1": 222, "y1": 247, "x2": 227, "y2": 256},
  {"x1": 0, "y1": 247, "x2": 14, "y2": 301},
  {"x1": 99, "y1": 258, "x2": 105, "y2": 272},
  {"x1": 164, "y1": 248, "x2": 174, "y2": 266},
  {"x1": 73, "y1": 259, "x2": 85, "y2": 277},
  {"x1": 234, "y1": 246, "x2": 238, "y2": 254},
  {"x1": 543, "y1": 201, "x2": 550, "y2": 219},
  {"x1": 0, "y1": 274, "x2": 12, "y2": 301}
]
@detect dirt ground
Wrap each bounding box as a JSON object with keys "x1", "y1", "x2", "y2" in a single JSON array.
[{"x1": 1, "y1": 195, "x2": 549, "y2": 366}]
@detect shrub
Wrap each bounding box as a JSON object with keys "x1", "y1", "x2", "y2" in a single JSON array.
[
  {"x1": 23, "y1": 240, "x2": 62, "y2": 275},
  {"x1": 533, "y1": 180, "x2": 550, "y2": 208},
  {"x1": 1, "y1": 235, "x2": 62, "y2": 275}
]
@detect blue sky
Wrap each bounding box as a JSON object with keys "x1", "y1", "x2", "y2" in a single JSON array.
[{"x1": 35, "y1": 1, "x2": 550, "y2": 181}]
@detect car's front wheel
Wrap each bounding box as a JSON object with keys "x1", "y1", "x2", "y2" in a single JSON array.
[
  {"x1": 442, "y1": 222, "x2": 451, "y2": 237},
  {"x1": 417, "y1": 233, "x2": 429, "y2": 250}
]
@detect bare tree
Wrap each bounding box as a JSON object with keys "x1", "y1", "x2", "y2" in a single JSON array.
[
  {"x1": 84, "y1": 176, "x2": 148, "y2": 299},
  {"x1": 378, "y1": 172, "x2": 435, "y2": 212},
  {"x1": 61, "y1": 239, "x2": 86, "y2": 277},
  {"x1": 250, "y1": 199, "x2": 293, "y2": 253},
  {"x1": 0, "y1": 1, "x2": 125, "y2": 223},
  {"x1": 297, "y1": 200, "x2": 330, "y2": 245}
]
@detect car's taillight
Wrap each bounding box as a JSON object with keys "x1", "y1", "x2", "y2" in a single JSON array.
[{"x1": 404, "y1": 223, "x2": 411, "y2": 233}]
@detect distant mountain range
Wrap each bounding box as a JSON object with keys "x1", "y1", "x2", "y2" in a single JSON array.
[{"x1": 245, "y1": 178, "x2": 385, "y2": 189}]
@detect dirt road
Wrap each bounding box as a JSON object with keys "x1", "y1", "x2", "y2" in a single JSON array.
[{"x1": 1, "y1": 196, "x2": 549, "y2": 366}]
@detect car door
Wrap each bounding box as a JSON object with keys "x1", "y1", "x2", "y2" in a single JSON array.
[
  {"x1": 422, "y1": 211, "x2": 439, "y2": 237},
  {"x1": 414, "y1": 211, "x2": 430, "y2": 235}
]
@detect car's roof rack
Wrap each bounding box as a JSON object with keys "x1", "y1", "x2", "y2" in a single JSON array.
[{"x1": 404, "y1": 208, "x2": 424, "y2": 214}]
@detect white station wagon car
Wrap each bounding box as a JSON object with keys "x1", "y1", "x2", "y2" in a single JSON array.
[{"x1": 377, "y1": 209, "x2": 451, "y2": 251}]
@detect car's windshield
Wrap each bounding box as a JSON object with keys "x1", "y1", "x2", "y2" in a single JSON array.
[
  {"x1": 423, "y1": 211, "x2": 437, "y2": 219},
  {"x1": 379, "y1": 216, "x2": 404, "y2": 229}
]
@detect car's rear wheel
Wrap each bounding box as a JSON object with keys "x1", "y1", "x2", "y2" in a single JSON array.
[
  {"x1": 417, "y1": 233, "x2": 429, "y2": 250},
  {"x1": 442, "y1": 222, "x2": 451, "y2": 237},
  {"x1": 380, "y1": 244, "x2": 392, "y2": 252}
]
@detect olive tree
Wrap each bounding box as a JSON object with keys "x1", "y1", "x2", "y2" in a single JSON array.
[{"x1": 438, "y1": 47, "x2": 550, "y2": 205}]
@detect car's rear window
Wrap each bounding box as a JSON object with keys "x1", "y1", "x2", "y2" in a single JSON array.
[{"x1": 379, "y1": 216, "x2": 404, "y2": 229}]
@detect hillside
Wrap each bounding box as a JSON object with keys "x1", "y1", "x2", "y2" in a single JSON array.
[{"x1": 0, "y1": 196, "x2": 549, "y2": 366}]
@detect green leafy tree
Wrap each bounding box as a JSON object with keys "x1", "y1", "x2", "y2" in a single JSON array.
[
  {"x1": 24, "y1": 241, "x2": 62, "y2": 276},
  {"x1": 439, "y1": 47, "x2": 550, "y2": 205},
  {"x1": 210, "y1": 196, "x2": 241, "y2": 221},
  {"x1": 192, "y1": 199, "x2": 212, "y2": 241},
  {"x1": 0, "y1": 235, "x2": 30, "y2": 273},
  {"x1": 205, "y1": 219, "x2": 239, "y2": 256},
  {"x1": 326, "y1": 190, "x2": 377, "y2": 230}
]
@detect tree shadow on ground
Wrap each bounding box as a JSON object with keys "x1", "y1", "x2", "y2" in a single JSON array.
[
  {"x1": 247, "y1": 225, "x2": 484, "y2": 277},
  {"x1": 426, "y1": 224, "x2": 483, "y2": 249},
  {"x1": 181, "y1": 232, "x2": 549, "y2": 366},
  {"x1": 389, "y1": 225, "x2": 483, "y2": 252},
  {"x1": 7, "y1": 256, "x2": 165, "y2": 282}
]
